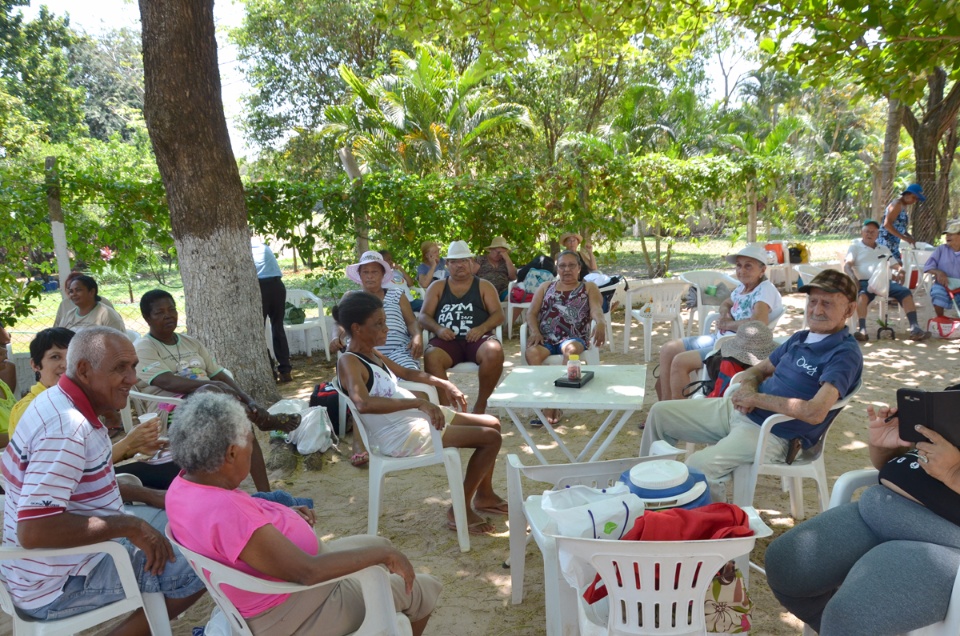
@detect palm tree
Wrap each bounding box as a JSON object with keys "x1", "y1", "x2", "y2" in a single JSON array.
[{"x1": 320, "y1": 42, "x2": 533, "y2": 176}]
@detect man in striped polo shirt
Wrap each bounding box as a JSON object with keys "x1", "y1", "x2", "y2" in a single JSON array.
[{"x1": 0, "y1": 327, "x2": 204, "y2": 630}]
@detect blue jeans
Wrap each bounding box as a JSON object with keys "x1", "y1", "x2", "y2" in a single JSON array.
[
  {"x1": 20, "y1": 508, "x2": 204, "y2": 621},
  {"x1": 543, "y1": 338, "x2": 587, "y2": 356},
  {"x1": 857, "y1": 279, "x2": 911, "y2": 303}
]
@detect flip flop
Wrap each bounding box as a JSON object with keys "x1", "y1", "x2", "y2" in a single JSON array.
[
  {"x1": 529, "y1": 417, "x2": 544, "y2": 428},
  {"x1": 446, "y1": 518, "x2": 496, "y2": 536},
  {"x1": 475, "y1": 501, "x2": 509, "y2": 516},
  {"x1": 350, "y1": 452, "x2": 369, "y2": 467}
]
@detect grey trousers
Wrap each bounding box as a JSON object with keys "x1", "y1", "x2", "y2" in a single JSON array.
[{"x1": 765, "y1": 485, "x2": 960, "y2": 635}]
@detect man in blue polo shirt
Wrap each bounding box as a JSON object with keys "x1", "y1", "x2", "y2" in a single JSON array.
[{"x1": 641, "y1": 270, "x2": 863, "y2": 502}]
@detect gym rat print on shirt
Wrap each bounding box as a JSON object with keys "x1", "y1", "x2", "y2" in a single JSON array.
[{"x1": 437, "y1": 300, "x2": 478, "y2": 337}]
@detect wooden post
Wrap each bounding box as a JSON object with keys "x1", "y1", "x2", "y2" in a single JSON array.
[
  {"x1": 45, "y1": 157, "x2": 72, "y2": 296},
  {"x1": 746, "y1": 182, "x2": 757, "y2": 243}
]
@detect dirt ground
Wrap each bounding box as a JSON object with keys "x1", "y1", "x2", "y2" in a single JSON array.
[{"x1": 15, "y1": 285, "x2": 957, "y2": 636}]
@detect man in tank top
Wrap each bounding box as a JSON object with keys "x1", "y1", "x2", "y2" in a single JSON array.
[{"x1": 419, "y1": 240, "x2": 505, "y2": 414}]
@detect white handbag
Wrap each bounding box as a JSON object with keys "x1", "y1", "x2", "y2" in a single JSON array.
[{"x1": 867, "y1": 256, "x2": 890, "y2": 295}]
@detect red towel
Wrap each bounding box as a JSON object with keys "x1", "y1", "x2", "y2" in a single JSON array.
[{"x1": 583, "y1": 503, "x2": 753, "y2": 603}]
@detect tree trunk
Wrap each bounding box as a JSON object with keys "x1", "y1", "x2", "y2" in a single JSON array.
[
  {"x1": 337, "y1": 146, "x2": 369, "y2": 257},
  {"x1": 140, "y1": 0, "x2": 279, "y2": 405},
  {"x1": 746, "y1": 183, "x2": 757, "y2": 243},
  {"x1": 878, "y1": 98, "x2": 901, "y2": 218},
  {"x1": 901, "y1": 70, "x2": 960, "y2": 243}
]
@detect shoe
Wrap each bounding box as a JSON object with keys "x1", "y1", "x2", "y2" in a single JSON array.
[
  {"x1": 278, "y1": 372, "x2": 293, "y2": 383},
  {"x1": 909, "y1": 329, "x2": 932, "y2": 341},
  {"x1": 854, "y1": 330, "x2": 868, "y2": 342}
]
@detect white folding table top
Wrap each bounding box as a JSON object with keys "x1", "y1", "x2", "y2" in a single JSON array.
[{"x1": 489, "y1": 365, "x2": 646, "y2": 411}]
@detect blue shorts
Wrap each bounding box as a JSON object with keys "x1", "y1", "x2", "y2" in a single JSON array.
[
  {"x1": 543, "y1": 338, "x2": 587, "y2": 356},
  {"x1": 681, "y1": 333, "x2": 720, "y2": 362},
  {"x1": 20, "y1": 508, "x2": 204, "y2": 622},
  {"x1": 857, "y1": 280, "x2": 911, "y2": 304},
  {"x1": 930, "y1": 282, "x2": 956, "y2": 310}
]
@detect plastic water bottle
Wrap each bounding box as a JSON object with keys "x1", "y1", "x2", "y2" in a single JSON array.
[{"x1": 567, "y1": 354, "x2": 582, "y2": 381}]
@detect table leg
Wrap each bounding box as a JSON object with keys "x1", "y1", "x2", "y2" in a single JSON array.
[
  {"x1": 583, "y1": 410, "x2": 636, "y2": 463},
  {"x1": 502, "y1": 407, "x2": 550, "y2": 465},
  {"x1": 533, "y1": 409, "x2": 578, "y2": 464}
]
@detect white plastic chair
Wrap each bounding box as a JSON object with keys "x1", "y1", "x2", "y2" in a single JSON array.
[
  {"x1": 678, "y1": 270, "x2": 739, "y2": 336},
  {"x1": 622, "y1": 279, "x2": 689, "y2": 360},
  {"x1": 282, "y1": 289, "x2": 331, "y2": 360},
  {"x1": 506, "y1": 453, "x2": 682, "y2": 636},
  {"x1": 701, "y1": 303, "x2": 785, "y2": 337},
  {"x1": 554, "y1": 508, "x2": 771, "y2": 636},
  {"x1": 518, "y1": 323, "x2": 601, "y2": 366},
  {"x1": 729, "y1": 378, "x2": 862, "y2": 522},
  {"x1": 335, "y1": 382, "x2": 471, "y2": 552},
  {"x1": 125, "y1": 329, "x2": 140, "y2": 343},
  {"x1": 902, "y1": 243, "x2": 936, "y2": 297},
  {"x1": 5, "y1": 344, "x2": 33, "y2": 399},
  {"x1": 0, "y1": 541, "x2": 173, "y2": 636},
  {"x1": 166, "y1": 528, "x2": 411, "y2": 636},
  {"x1": 506, "y1": 280, "x2": 538, "y2": 340},
  {"x1": 800, "y1": 468, "x2": 960, "y2": 636}
]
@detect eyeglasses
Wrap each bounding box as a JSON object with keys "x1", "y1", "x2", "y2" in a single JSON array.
[{"x1": 557, "y1": 263, "x2": 579, "y2": 270}]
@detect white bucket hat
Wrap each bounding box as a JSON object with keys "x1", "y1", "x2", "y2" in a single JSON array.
[
  {"x1": 345, "y1": 251, "x2": 394, "y2": 285},
  {"x1": 446, "y1": 240, "x2": 475, "y2": 260},
  {"x1": 725, "y1": 243, "x2": 770, "y2": 266}
]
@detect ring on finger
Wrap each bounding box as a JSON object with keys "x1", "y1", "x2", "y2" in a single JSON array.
[{"x1": 919, "y1": 453, "x2": 930, "y2": 464}]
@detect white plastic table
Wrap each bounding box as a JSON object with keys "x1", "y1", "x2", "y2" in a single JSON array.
[{"x1": 489, "y1": 365, "x2": 646, "y2": 465}]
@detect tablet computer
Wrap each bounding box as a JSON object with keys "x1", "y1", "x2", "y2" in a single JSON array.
[{"x1": 896, "y1": 388, "x2": 960, "y2": 447}]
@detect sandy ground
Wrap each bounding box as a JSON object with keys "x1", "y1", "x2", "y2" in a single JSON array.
[{"x1": 5, "y1": 285, "x2": 958, "y2": 636}]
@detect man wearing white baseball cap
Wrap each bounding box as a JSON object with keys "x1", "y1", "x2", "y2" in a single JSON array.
[{"x1": 419, "y1": 241, "x2": 505, "y2": 413}]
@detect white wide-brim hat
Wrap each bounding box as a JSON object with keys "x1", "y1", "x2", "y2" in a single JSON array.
[
  {"x1": 446, "y1": 240, "x2": 475, "y2": 260},
  {"x1": 725, "y1": 243, "x2": 770, "y2": 266},
  {"x1": 345, "y1": 251, "x2": 394, "y2": 285}
]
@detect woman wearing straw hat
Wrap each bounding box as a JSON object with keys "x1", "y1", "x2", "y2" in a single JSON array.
[
  {"x1": 475, "y1": 236, "x2": 517, "y2": 300},
  {"x1": 559, "y1": 231, "x2": 597, "y2": 279},
  {"x1": 658, "y1": 244, "x2": 782, "y2": 401},
  {"x1": 878, "y1": 183, "x2": 925, "y2": 264}
]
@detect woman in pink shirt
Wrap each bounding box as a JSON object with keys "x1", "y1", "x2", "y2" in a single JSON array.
[{"x1": 165, "y1": 392, "x2": 441, "y2": 635}]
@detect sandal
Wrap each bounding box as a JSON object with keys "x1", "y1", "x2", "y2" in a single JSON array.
[
  {"x1": 475, "y1": 501, "x2": 509, "y2": 516},
  {"x1": 446, "y1": 518, "x2": 496, "y2": 536},
  {"x1": 350, "y1": 452, "x2": 369, "y2": 467},
  {"x1": 529, "y1": 417, "x2": 543, "y2": 428}
]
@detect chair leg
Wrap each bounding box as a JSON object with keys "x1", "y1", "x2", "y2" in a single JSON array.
[
  {"x1": 367, "y1": 463, "x2": 387, "y2": 536},
  {"x1": 508, "y1": 475, "x2": 527, "y2": 604},
  {"x1": 731, "y1": 463, "x2": 756, "y2": 509},
  {"x1": 143, "y1": 592, "x2": 173, "y2": 636},
  {"x1": 813, "y1": 461, "x2": 831, "y2": 514},
  {"x1": 788, "y1": 476, "x2": 806, "y2": 520},
  {"x1": 642, "y1": 318, "x2": 652, "y2": 363},
  {"x1": 623, "y1": 311, "x2": 631, "y2": 355},
  {"x1": 442, "y1": 450, "x2": 470, "y2": 553}
]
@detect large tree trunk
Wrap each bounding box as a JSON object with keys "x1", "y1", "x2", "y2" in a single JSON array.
[
  {"x1": 902, "y1": 69, "x2": 960, "y2": 243},
  {"x1": 877, "y1": 98, "x2": 902, "y2": 218},
  {"x1": 140, "y1": 0, "x2": 279, "y2": 404}
]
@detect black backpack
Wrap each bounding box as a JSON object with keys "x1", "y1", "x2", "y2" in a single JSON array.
[{"x1": 310, "y1": 381, "x2": 344, "y2": 435}]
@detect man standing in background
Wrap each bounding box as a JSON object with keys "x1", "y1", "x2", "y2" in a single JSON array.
[{"x1": 251, "y1": 235, "x2": 292, "y2": 383}]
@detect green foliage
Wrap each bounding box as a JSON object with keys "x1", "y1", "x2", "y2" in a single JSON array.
[
  {"x1": 232, "y1": 0, "x2": 405, "y2": 152},
  {"x1": 320, "y1": 42, "x2": 534, "y2": 176}
]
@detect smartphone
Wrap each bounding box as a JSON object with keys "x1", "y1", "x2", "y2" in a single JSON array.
[{"x1": 896, "y1": 388, "x2": 960, "y2": 447}]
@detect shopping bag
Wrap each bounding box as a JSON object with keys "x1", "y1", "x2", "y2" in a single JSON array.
[
  {"x1": 928, "y1": 316, "x2": 960, "y2": 339},
  {"x1": 867, "y1": 258, "x2": 890, "y2": 295},
  {"x1": 268, "y1": 399, "x2": 337, "y2": 454},
  {"x1": 705, "y1": 561, "x2": 754, "y2": 633},
  {"x1": 541, "y1": 483, "x2": 644, "y2": 539}
]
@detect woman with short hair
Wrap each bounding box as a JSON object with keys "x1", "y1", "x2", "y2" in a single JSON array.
[{"x1": 165, "y1": 392, "x2": 441, "y2": 636}]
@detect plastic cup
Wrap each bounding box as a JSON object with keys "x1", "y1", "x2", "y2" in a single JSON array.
[{"x1": 137, "y1": 412, "x2": 159, "y2": 426}]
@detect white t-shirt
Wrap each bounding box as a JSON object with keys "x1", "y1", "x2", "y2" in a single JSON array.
[
  {"x1": 846, "y1": 239, "x2": 892, "y2": 281},
  {"x1": 722, "y1": 279, "x2": 782, "y2": 335}
]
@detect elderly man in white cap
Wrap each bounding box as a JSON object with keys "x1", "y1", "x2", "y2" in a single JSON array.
[{"x1": 419, "y1": 240, "x2": 504, "y2": 414}]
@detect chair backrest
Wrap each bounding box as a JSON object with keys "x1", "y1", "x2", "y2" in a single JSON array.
[
  {"x1": 679, "y1": 270, "x2": 739, "y2": 308},
  {"x1": 125, "y1": 329, "x2": 140, "y2": 343},
  {"x1": 630, "y1": 280, "x2": 689, "y2": 318},
  {"x1": 767, "y1": 304, "x2": 786, "y2": 329},
  {"x1": 286, "y1": 289, "x2": 323, "y2": 315},
  {"x1": 555, "y1": 533, "x2": 760, "y2": 636}
]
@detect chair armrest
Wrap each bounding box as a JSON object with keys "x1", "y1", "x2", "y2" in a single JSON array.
[
  {"x1": 397, "y1": 381, "x2": 439, "y2": 404},
  {"x1": 828, "y1": 469, "x2": 879, "y2": 509},
  {"x1": 130, "y1": 390, "x2": 185, "y2": 407},
  {"x1": 702, "y1": 311, "x2": 719, "y2": 335}
]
